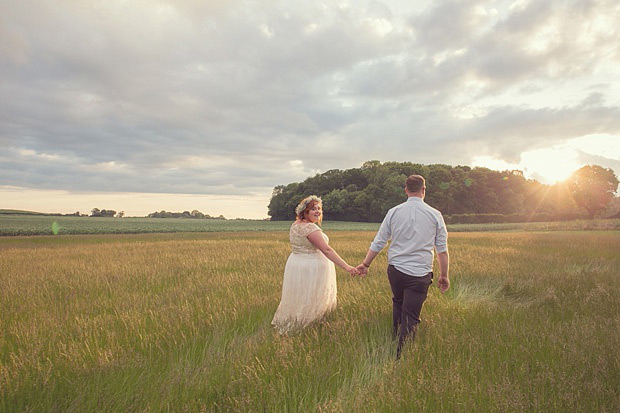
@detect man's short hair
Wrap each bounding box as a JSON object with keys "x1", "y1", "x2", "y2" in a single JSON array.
[{"x1": 406, "y1": 175, "x2": 425, "y2": 193}]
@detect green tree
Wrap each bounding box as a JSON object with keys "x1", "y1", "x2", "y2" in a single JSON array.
[
  {"x1": 425, "y1": 165, "x2": 453, "y2": 212},
  {"x1": 568, "y1": 165, "x2": 619, "y2": 218},
  {"x1": 268, "y1": 183, "x2": 301, "y2": 220},
  {"x1": 101, "y1": 209, "x2": 116, "y2": 217},
  {"x1": 191, "y1": 210, "x2": 205, "y2": 219},
  {"x1": 267, "y1": 161, "x2": 618, "y2": 222},
  {"x1": 322, "y1": 189, "x2": 353, "y2": 221}
]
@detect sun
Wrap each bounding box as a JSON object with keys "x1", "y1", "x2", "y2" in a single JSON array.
[
  {"x1": 520, "y1": 147, "x2": 580, "y2": 184},
  {"x1": 472, "y1": 146, "x2": 580, "y2": 185}
]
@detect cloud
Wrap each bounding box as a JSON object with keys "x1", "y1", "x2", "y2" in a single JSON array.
[{"x1": 0, "y1": 0, "x2": 618, "y2": 214}]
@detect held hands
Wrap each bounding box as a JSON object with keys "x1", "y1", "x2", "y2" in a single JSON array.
[
  {"x1": 345, "y1": 265, "x2": 361, "y2": 276},
  {"x1": 355, "y1": 263, "x2": 368, "y2": 278}
]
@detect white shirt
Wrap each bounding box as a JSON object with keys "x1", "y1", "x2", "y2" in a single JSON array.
[{"x1": 370, "y1": 196, "x2": 448, "y2": 277}]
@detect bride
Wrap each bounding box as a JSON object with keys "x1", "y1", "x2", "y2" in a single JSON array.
[{"x1": 272, "y1": 195, "x2": 359, "y2": 334}]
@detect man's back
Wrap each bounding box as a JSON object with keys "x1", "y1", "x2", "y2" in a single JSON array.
[
  {"x1": 370, "y1": 197, "x2": 447, "y2": 276},
  {"x1": 356, "y1": 174, "x2": 451, "y2": 359}
]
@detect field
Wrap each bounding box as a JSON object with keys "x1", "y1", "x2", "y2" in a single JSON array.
[
  {"x1": 1, "y1": 213, "x2": 619, "y2": 236},
  {"x1": 0, "y1": 215, "x2": 381, "y2": 236},
  {"x1": 1, "y1": 227, "x2": 619, "y2": 412}
]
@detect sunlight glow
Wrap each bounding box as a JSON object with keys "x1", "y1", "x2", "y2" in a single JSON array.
[
  {"x1": 473, "y1": 146, "x2": 580, "y2": 184},
  {"x1": 520, "y1": 147, "x2": 579, "y2": 184},
  {"x1": 567, "y1": 134, "x2": 620, "y2": 160},
  {"x1": 471, "y1": 156, "x2": 519, "y2": 172},
  {"x1": 473, "y1": 134, "x2": 619, "y2": 185}
]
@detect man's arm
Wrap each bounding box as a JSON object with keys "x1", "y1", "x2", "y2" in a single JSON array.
[
  {"x1": 356, "y1": 211, "x2": 393, "y2": 277},
  {"x1": 355, "y1": 249, "x2": 379, "y2": 277},
  {"x1": 436, "y1": 251, "x2": 449, "y2": 293}
]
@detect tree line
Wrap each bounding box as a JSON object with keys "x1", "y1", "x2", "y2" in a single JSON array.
[
  {"x1": 268, "y1": 161, "x2": 619, "y2": 223},
  {"x1": 85, "y1": 209, "x2": 225, "y2": 219},
  {"x1": 90, "y1": 208, "x2": 122, "y2": 218},
  {"x1": 147, "y1": 210, "x2": 226, "y2": 219}
]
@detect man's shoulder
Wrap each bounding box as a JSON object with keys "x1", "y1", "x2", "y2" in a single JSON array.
[
  {"x1": 423, "y1": 202, "x2": 443, "y2": 214},
  {"x1": 418, "y1": 201, "x2": 445, "y2": 220},
  {"x1": 388, "y1": 199, "x2": 445, "y2": 220},
  {"x1": 391, "y1": 200, "x2": 408, "y2": 209},
  {"x1": 389, "y1": 200, "x2": 411, "y2": 214}
]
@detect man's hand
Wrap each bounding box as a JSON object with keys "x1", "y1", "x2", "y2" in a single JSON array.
[
  {"x1": 355, "y1": 263, "x2": 368, "y2": 278},
  {"x1": 437, "y1": 275, "x2": 450, "y2": 293},
  {"x1": 346, "y1": 265, "x2": 360, "y2": 276}
]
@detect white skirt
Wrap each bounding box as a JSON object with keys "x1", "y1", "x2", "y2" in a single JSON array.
[{"x1": 272, "y1": 251, "x2": 337, "y2": 334}]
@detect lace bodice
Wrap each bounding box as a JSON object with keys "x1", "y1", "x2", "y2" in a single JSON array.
[{"x1": 289, "y1": 221, "x2": 328, "y2": 253}]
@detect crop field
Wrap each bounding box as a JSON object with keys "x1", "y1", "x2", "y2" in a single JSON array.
[
  {"x1": 0, "y1": 215, "x2": 381, "y2": 236},
  {"x1": 1, "y1": 213, "x2": 619, "y2": 236},
  {"x1": 1, "y1": 228, "x2": 618, "y2": 412}
]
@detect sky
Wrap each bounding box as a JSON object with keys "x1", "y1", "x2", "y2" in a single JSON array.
[{"x1": 1, "y1": 0, "x2": 619, "y2": 219}]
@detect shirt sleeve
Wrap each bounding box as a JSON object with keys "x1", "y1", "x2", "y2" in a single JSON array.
[
  {"x1": 369, "y1": 209, "x2": 393, "y2": 253},
  {"x1": 434, "y1": 213, "x2": 448, "y2": 253}
]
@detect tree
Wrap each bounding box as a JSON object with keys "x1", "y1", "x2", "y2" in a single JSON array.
[
  {"x1": 191, "y1": 210, "x2": 205, "y2": 219},
  {"x1": 568, "y1": 165, "x2": 619, "y2": 218},
  {"x1": 266, "y1": 161, "x2": 616, "y2": 222},
  {"x1": 90, "y1": 208, "x2": 116, "y2": 217},
  {"x1": 101, "y1": 209, "x2": 116, "y2": 217}
]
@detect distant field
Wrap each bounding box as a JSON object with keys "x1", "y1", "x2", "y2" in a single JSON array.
[
  {"x1": 1, "y1": 213, "x2": 618, "y2": 235},
  {"x1": 0, "y1": 215, "x2": 380, "y2": 236},
  {"x1": 0, "y1": 209, "x2": 46, "y2": 215},
  {"x1": 1, "y1": 230, "x2": 618, "y2": 411}
]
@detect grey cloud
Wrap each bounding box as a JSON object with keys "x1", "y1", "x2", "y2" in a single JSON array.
[
  {"x1": 1, "y1": 0, "x2": 619, "y2": 197},
  {"x1": 453, "y1": 102, "x2": 620, "y2": 162},
  {"x1": 574, "y1": 150, "x2": 620, "y2": 178},
  {"x1": 409, "y1": 0, "x2": 487, "y2": 52},
  {"x1": 402, "y1": 0, "x2": 620, "y2": 95}
]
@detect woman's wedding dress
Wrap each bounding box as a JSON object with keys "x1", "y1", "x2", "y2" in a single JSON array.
[{"x1": 272, "y1": 221, "x2": 337, "y2": 334}]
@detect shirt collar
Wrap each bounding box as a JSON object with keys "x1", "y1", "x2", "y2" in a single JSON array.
[{"x1": 407, "y1": 196, "x2": 424, "y2": 203}]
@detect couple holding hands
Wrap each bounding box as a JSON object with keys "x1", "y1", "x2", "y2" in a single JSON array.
[{"x1": 272, "y1": 175, "x2": 450, "y2": 359}]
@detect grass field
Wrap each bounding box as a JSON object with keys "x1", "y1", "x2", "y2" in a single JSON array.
[
  {"x1": 0, "y1": 215, "x2": 382, "y2": 236},
  {"x1": 1, "y1": 213, "x2": 619, "y2": 236},
  {"x1": 1, "y1": 229, "x2": 618, "y2": 411}
]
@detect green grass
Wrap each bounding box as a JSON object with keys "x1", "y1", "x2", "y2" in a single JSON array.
[
  {"x1": 1, "y1": 214, "x2": 618, "y2": 236},
  {"x1": 1, "y1": 230, "x2": 618, "y2": 411},
  {"x1": 0, "y1": 209, "x2": 47, "y2": 215},
  {"x1": 0, "y1": 215, "x2": 382, "y2": 236}
]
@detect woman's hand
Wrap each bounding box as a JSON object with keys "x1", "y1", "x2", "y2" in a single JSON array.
[{"x1": 345, "y1": 265, "x2": 360, "y2": 276}]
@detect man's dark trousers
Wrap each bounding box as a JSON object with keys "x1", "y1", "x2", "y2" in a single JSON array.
[{"x1": 387, "y1": 265, "x2": 433, "y2": 359}]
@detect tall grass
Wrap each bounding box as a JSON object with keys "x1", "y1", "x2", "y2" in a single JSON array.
[{"x1": 1, "y1": 231, "x2": 618, "y2": 411}]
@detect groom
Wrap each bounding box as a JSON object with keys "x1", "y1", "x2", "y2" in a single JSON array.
[{"x1": 356, "y1": 174, "x2": 450, "y2": 359}]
